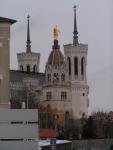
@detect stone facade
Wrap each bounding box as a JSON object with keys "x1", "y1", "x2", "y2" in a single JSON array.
[{"x1": 0, "y1": 18, "x2": 16, "y2": 109}]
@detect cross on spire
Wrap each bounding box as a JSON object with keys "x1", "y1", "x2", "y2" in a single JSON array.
[{"x1": 73, "y1": 5, "x2": 77, "y2": 10}]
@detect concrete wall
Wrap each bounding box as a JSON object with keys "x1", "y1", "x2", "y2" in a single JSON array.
[
  {"x1": 72, "y1": 139, "x2": 113, "y2": 149},
  {"x1": 0, "y1": 23, "x2": 11, "y2": 108}
]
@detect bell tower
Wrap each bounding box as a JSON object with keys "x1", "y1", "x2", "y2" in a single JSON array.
[
  {"x1": 64, "y1": 6, "x2": 89, "y2": 119},
  {"x1": 17, "y1": 16, "x2": 40, "y2": 73}
]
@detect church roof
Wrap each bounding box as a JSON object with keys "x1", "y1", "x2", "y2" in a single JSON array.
[
  {"x1": 10, "y1": 70, "x2": 45, "y2": 85},
  {"x1": 0, "y1": 17, "x2": 17, "y2": 24},
  {"x1": 47, "y1": 49, "x2": 64, "y2": 66}
]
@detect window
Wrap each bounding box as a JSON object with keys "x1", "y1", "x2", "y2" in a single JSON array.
[
  {"x1": 27, "y1": 64, "x2": 30, "y2": 73},
  {"x1": 61, "y1": 92, "x2": 67, "y2": 100},
  {"x1": 33, "y1": 65, "x2": 37, "y2": 73},
  {"x1": 20, "y1": 65, "x2": 23, "y2": 72},
  {"x1": 48, "y1": 74, "x2": 51, "y2": 82},
  {"x1": 53, "y1": 73, "x2": 59, "y2": 81},
  {"x1": 74, "y1": 57, "x2": 78, "y2": 75},
  {"x1": 67, "y1": 57, "x2": 71, "y2": 75},
  {"x1": 81, "y1": 57, "x2": 85, "y2": 75},
  {"x1": 83, "y1": 93, "x2": 85, "y2": 96},
  {"x1": 46, "y1": 92, "x2": 52, "y2": 100}
]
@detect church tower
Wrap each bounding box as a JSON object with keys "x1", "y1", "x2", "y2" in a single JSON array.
[
  {"x1": 17, "y1": 16, "x2": 40, "y2": 73},
  {"x1": 43, "y1": 26, "x2": 72, "y2": 116},
  {"x1": 64, "y1": 6, "x2": 89, "y2": 119}
]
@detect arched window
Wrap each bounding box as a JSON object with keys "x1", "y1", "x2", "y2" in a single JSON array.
[
  {"x1": 81, "y1": 57, "x2": 85, "y2": 75},
  {"x1": 20, "y1": 65, "x2": 23, "y2": 72},
  {"x1": 67, "y1": 57, "x2": 71, "y2": 75},
  {"x1": 27, "y1": 64, "x2": 30, "y2": 73},
  {"x1": 33, "y1": 65, "x2": 37, "y2": 73},
  {"x1": 74, "y1": 57, "x2": 78, "y2": 75}
]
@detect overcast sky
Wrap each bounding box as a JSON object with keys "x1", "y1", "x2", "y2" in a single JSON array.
[{"x1": 0, "y1": 0, "x2": 113, "y2": 115}]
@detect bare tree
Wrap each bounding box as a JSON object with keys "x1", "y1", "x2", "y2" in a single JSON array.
[
  {"x1": 82, "y1": 110, "x2": 113, "y2": 139},
  {"x1": 10, "y1": 84, "x2": 43, "y2": 109},
  {"x1": 58, "y1": 114, "x2": 82, "y2": 140},
  {"x1": 91, "y1": 110, "x2": 113, "y2": 138}
]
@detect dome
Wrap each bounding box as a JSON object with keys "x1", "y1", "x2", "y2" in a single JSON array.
[{"x1": 47, "y1": 49, "x2": 64, "y2": 66}]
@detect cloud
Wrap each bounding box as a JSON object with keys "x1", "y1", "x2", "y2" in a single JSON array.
[
  {"x1": 11, "y1": 14, "x2": 47, "y2": 41},
  {"x1": 12, "y1": 14, "x2": 45, "y2": 34},
  {"x1": 88, "y1": 65, "x2": 113, "y2": 87}
]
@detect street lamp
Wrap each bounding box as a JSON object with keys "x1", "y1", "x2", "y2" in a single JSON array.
[{"x1": 27, "y1": 91, "x2": 29, "y2": 109}]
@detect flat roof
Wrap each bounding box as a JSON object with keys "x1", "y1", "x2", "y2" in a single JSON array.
[{"x1": 38, "y1": 140, "x2": 71, "y2": 147}]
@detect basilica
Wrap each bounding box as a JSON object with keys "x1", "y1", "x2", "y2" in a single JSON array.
[{"x1": 10, "y1": 6, "x2": 89, "y2": 119}]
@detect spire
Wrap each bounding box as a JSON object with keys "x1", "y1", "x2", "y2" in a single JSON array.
[
  {"x1": 73, "y1": 5, "x2": 78, "y2": 45},
  {"x1": 26, "y1": 15, "x2": 31, "y2": 53}
]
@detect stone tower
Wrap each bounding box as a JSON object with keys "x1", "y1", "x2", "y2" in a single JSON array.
[
  {"x1": 17, "y1": 16, "x2": 40, "y2": 73},
  {"x1": 0, "y1": 17, "x2": 16, "y2": 108},
  {"x1": 43, "y1": 38, "x2": 72, "y2": 116},
  {"x1": 64, "y1": 6, "x2": 89, "y2": 119}
]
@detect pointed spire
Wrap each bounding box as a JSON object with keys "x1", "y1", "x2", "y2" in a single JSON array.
[
  {"x1": 26, "y1": 15, "x2": 31, "y2": 53},
  {"x1": 73, "y1": 5, "x2": 78, "y2": 45}
]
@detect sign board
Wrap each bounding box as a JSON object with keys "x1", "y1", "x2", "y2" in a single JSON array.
[
  {"x1": 0, "y1": 109, "x2": 38, "y2": 150},
  {"x1": 50, "y1": 138, "x2": 56, "y2": 145},
  {"x1": 0, "y1": 109, "x2": 38, "y2": 122},
  {"x1": 0, "y1": 124, "x2": 38, "y2": 139},
  {"x1": 0, "y1": 141, "x2": 38, "y2": 150}
]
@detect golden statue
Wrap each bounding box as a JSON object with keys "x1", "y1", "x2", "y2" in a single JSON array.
[{"x1": 53, "y1": 25, "x2": 60, "y2": 40}]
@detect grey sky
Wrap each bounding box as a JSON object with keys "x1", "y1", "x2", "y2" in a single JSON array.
[{"x1": 0, "y1": 0, "x2": 113, "y2": 115}]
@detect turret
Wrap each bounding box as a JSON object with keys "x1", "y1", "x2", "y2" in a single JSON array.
[{"x1": 17, "y1": 16, "x2": 40, "y2": 73}]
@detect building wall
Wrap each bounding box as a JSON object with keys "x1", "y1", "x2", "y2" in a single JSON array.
[
  {"x1": 72, "y1": 139, "x2": 113, "y2": 149},
  {"x1": 43, "y1": 85, "x2": 71, "y2": 101},
  {"x1": 43, "y1": 101, "x2": 72, "y2": 114},
  {"x1": 0, "y1": 23, "x2": 11, "y2": 108},
  {"x1": 39, "y1": 110, "x2": 64, "y2": 129}
]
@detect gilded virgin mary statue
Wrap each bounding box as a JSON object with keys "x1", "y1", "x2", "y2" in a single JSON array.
[{"x1": 53, "y1": 25, "x2": 60, "y2": 40}]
